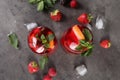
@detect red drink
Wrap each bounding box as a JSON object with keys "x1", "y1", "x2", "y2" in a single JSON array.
[
  {"x1": 61, "y1": 24, "x2": 93, "y2": 55},
  {"x1": 28, "y1": 27, "x2": 57, "y2": 56}
]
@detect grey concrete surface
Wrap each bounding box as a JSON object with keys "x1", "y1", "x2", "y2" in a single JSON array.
[{"x1": 0, "y1": 0, "x2": 120, "y2": 80}]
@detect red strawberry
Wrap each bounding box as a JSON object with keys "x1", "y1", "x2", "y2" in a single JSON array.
[
  {"x1": 70, "y1": 0, "x2": 78, "y2": 8},
  {"x1": 50, "y1": 10, "x2": 62, "y2": 22},
  {"x1": 28, "y1": 61, "x2": 39, "y2": 74},
  {"x1": 48, "y1": 68, "x2": 57, "y2": 77},
  {"x1": 100, "y1": 40, "x2": 111, "y2": 48},
  {"x1": 77, "y1": 13, "x2": 93, "y2": 24},
  {"x1": 43, "y1": 74, "x2": 52, "y2": 80}
]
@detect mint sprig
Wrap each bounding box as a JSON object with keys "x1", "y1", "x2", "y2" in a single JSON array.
[
  {"x1": 75, "y1": 40, "x2": 93, "y2": 56},
  {"x1": 29, "y1": 0, "x2": 57, "y2": 11},
  {"x1": 36, "y1": 33, "x2": 55, "y2": 49},
  {"x1": 39, "y1": 56, "x2": 48, "y2": 70}
]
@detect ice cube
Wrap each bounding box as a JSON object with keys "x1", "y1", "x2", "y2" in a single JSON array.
[
  {"x1": 75, "y1": 65, "x2": 87, "y2": 76},
  {"x1": 95, "y1": 16, "x2": 104, "y2": 30},
  {"x1": 69, "y1": 42, "x2": 78, "y2": 50},
  {"x1": 36, "y1": 46, "x2": 45, "y2": 53},
  {"x1": 24, "y1": 23, "x2": 38, "y2": 31},
  {"x1": 32, "y1": 37, "x2": 37, "y2": 47}
]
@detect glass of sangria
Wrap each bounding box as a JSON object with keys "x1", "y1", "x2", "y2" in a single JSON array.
[
  {"x1": 61, "y1": 24, "x2": 93, "y2": 56},
  {"x1": 28, "y1": 26, "x2": 57, "y2": 56}
]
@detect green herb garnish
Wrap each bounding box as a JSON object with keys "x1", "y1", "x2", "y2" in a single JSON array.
[
  {"x1": 39, "y1": 56, "x2": 48, "y2": 70},
  {"x1": 36, "y1": 33, "x2": 55, "y2": 49},
  {"x1": 83, "y1": 29, "x2": 92, "y2": 41},
  {"x1": 8, "y1": 32, "x2": 19, "y2": 49},
  {"x1": 29, "y1": 0, "x2": 57, "y2": 11},
  {"x1": 75, "y1": 40, "x2": 93, "y2": 56}
]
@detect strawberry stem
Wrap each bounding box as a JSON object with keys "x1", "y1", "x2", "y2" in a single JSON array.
[{"x1": 88, "y1": 14, "x2": 93, "y2": 22}]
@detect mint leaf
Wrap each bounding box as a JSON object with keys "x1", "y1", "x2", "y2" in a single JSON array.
[
  {"x1": 29, "y1": 0, "x2": 36, "y2": 4},
  {"x1": 8, "y1": 32, "x2": 19, "y2": 49},
  {"x1": 37, "y1": 1, "x2": 44, "y2": 11},
  {"x1": 39, "y1": 56, "x2": 48, "y2": 70},
  {"x1": 75, "y1": 45, "x2": 82, "y2": 50},
  {"x1": 44, "y1": 43, "x2": 50, "y2": 48},
  {"x1": 48, "y1": 34, "x2": 54, "y2": 42},
  {"x1": 81, "y1": 48, "x2": 93, "y2": 56},
  {"x1": 45, "y1": 0, "x2": 54, "y2": 7},
  {"x1": 52, "y1": 0, "x2": 56, "y2": 4},
  {"x1": 83, "y1": 29, "x2": 92, "y2": 41},
  {"x1": 41, "y1": 34, "x2": 46, "y2": 40}
]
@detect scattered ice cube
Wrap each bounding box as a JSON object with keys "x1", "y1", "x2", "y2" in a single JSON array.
[
  {"x1": 69, "y1": 42, "x2": 78, "y2": 50},
  {"x1": 24, "y1": 22, "x2": 38, "y2": 31},
  {"x1": 95, "y1": 16, "x2": 104, "y2": 30},
  {"x1": 86, "y1": 24, "x2": 92, "y2": 31},
  {"x1": 36, "y1": 46, "x2": 45, "y2": 53},
  {"x1": 75, "y1": 65, "x2": 87, "y2": 76}
]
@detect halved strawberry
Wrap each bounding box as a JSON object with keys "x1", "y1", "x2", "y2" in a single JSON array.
[
  {"x1": 77, "y1": 13, "x2": 93, "y2": 24},
  {"x1": 50, "y1": 10, "x2": 62, "y2": 22},
  {"x1": 28, "y1": 61, "x2": 39, "y2": 74},
  {"x1": 100, "y1": 40, "x2": 111, "y2": 48}
]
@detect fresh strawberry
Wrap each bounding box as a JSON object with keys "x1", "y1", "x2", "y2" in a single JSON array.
[
  {"x1": 70, "y1": 0, "x2": 78, "y2": 8},
  {"x1": 100, "y1": 40, "x2": 111, "y2": 48},
  {"x1": 77, "y1": 13, "x2": 93, "y2": 24},
  {"x1": 28, "y1": 61, "x2": 39, "y2": 74},
  {"x1": 48, "y1": 67, "x2": 57, "y2": 77},
  {"x1": 50, "y1": 9, "x2": 62, "y2": 22},
  {"x1": 43, "y1": 74, "x2": 52, "y2": 80}
]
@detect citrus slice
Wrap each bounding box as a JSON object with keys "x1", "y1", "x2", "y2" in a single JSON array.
[
  {"x1": 49, "y1": 40, "x2": 54, "y2": 49},
  {"x1": 72, "y1": 25, "x2": 85, "y2": 40}
]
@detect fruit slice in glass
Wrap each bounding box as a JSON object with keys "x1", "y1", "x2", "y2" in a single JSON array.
[
  {"x1": 28, "y1": 26, "x2": 57, "y2": 56},
  {"x1": 61, "y1": 24, "x2": 93, "y2": 56}
]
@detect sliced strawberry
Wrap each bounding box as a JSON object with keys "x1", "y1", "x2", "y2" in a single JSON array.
[
  {"x1": 48, "y1": 68, "x2": 57, "y2": 77},
  {"x1": 28, "y1": 61, "x2": 39, "y2": 74},
  {"x1": 50, "y1": 10, "x2": 62, "y2": 22},
  {"x1": 100, "y1": 40, "x2": 111, "y2": 48}
]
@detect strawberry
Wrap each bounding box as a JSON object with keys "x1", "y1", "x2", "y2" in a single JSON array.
[
  {"x1": 48, "y1": 67, "x2": 57, "y2": 77},
  {"x1": 70, "y1": 0, "x2": 78, "y2": 8},
  {"x1": 50, "y1": 9, "x2": 62, "y2": 22},
  {"x1": 77, "y1": 13, "x2": 93, "y2": 24},
  {"x1": 100, "y1": 40, "x2": 111, "y2": 48},
  {"x1": 28, "y1": 61, "x2": 39, "y2": 74},
  {"x1": 43, "y1": 74, "x2": 52, "y2": 80}
]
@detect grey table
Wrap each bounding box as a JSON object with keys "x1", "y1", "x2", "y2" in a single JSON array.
[{"x1": 0, "y1": 0, "x2": 120, "y2": 80}]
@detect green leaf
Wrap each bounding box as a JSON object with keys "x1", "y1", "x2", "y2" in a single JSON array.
[
  {"x1": 47, "y1": 34, "x2": 54, "y2": 42},
  {"x1": 75, "y1": 45, "x2": 83, "y2": 50},
  {"x1": 37, "y1": 1, "x2": 44, "y2": 11},
  {"x1": 44, "y1": 43, "x2": 50, "y2": 48},
  {"x1": 81, "y1": 48, "x2": 93, "y2": 56},
  {"x1": 83, "y1": 29, "x2": 92, "y2": 41},
  {"x1": 41, "y1": 34, "x2": 46, "y2": 40},
  {"x1": 39, "y1": 56, "x2": 48, "y2": 70},
  {"x1": 8, "y1": 32, "x2": 19, "y2": 49},
  {"x1": 45, "y1": 0, "x2": 54, "y2": 7},
  {"x1": 52, "y1": 0, "x2": 57, "y2": 4},
  {"x1": 29, "y1": 0, "x2": 36, "y2": 4}
]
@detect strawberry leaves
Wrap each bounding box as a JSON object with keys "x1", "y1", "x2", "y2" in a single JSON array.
[{"x1": 8, "y1": 32, "x2": 19, "y2": 49}]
